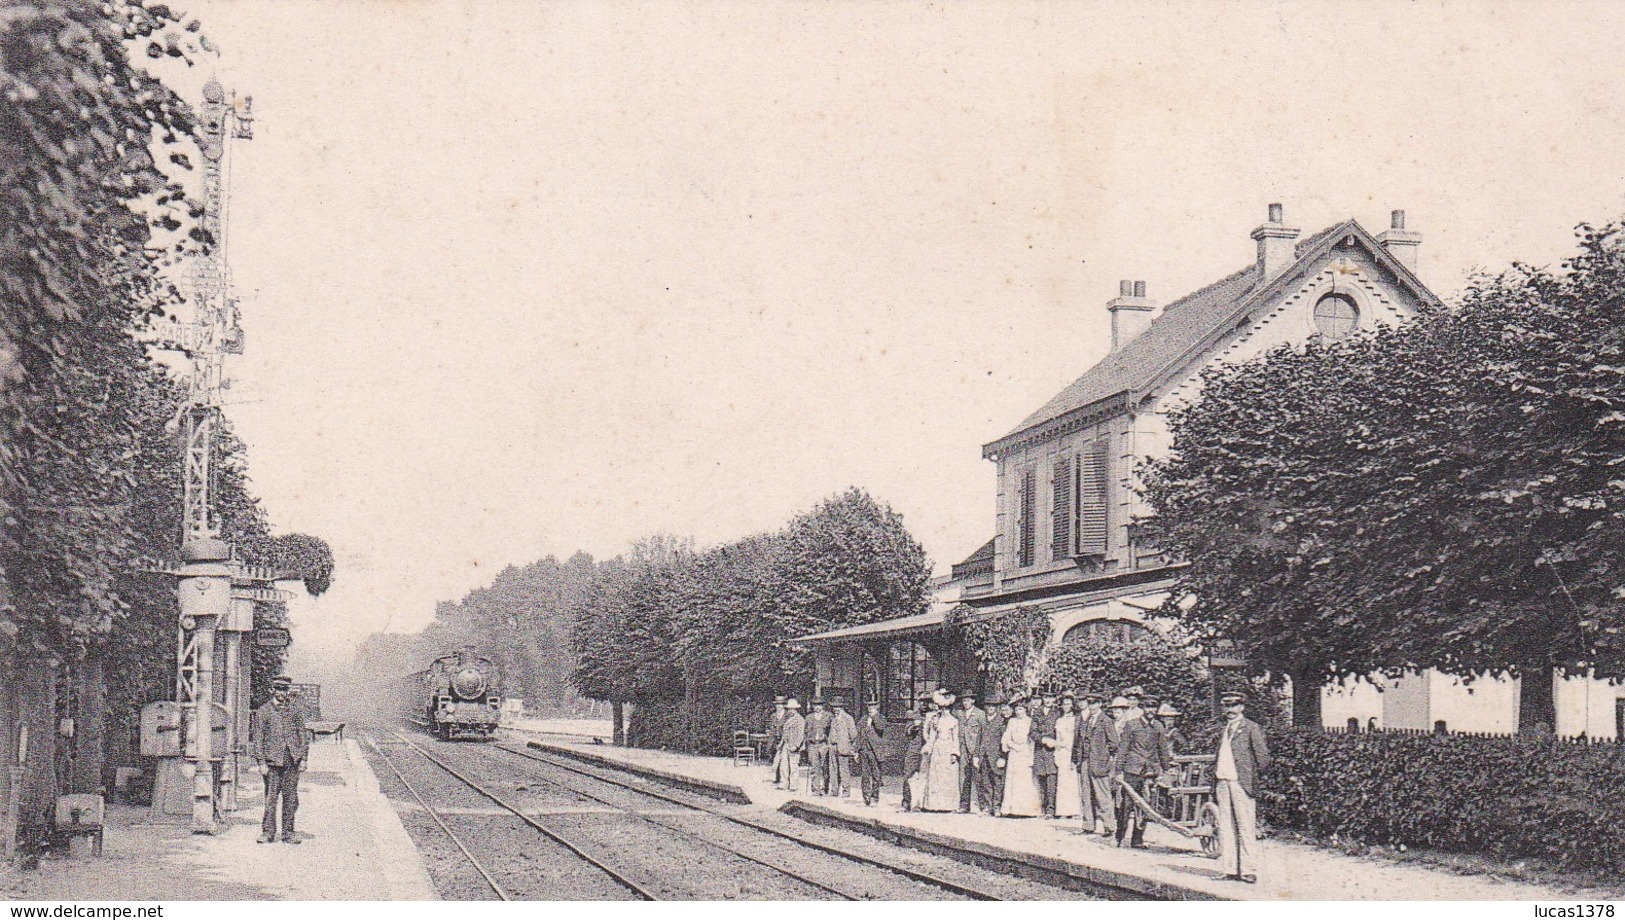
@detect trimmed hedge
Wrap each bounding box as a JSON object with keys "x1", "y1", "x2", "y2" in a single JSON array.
[
  {"x1": 1263, "y1": 730, "x2": 1625, "y2": 871},
  {"x1": 626, "y1": 694, "x2": 774, "y2": 757}
]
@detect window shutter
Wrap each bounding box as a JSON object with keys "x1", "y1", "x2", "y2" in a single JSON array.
[
  {"x1": 1018, "y1": 470, "x2": 1037, "y2": 567},
  {"x1": 1075, "y1": 441, "x2": 1109, "y2": 556},
  {"x1": 1051, "y1": 455, "x2": 1072, "y2": 560}
]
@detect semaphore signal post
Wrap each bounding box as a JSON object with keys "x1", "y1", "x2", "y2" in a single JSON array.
[{"x1": 145, "y1": 78, "x2": 288, "y2": 833}]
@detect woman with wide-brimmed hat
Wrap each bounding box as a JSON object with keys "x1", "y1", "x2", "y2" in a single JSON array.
[{"x1": 915, "y1": 688, "x2": 961, "y2": 812}]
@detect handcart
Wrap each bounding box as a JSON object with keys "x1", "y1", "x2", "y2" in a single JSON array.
[{"x1": 1117, "y1": 754, "x2": 1220, "y2": 857}]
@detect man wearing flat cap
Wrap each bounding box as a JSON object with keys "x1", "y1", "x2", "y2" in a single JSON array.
[
  {"x1": 1214, "y1": 690, "x2": 1270, "y2": 883},
  {"x1": 250, "y1": 675, "x2": 309, "y2": 844}
]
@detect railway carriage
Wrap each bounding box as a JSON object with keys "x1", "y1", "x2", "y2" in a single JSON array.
[{"x1": 402, "y1": 648, "x2": 504, "y2": 740}]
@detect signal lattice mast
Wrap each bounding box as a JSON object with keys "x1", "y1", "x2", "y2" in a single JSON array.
[{"x1": 149, "y1": 78, "x2": 277, "y2": 832}]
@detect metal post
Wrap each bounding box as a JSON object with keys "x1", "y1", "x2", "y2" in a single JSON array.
[
  {"x1": 191, "y1": 617, "x2": 216, "y2": 831},
  {"x1": 218, "y1": 627, "x2": 239, "y2": 813},
  {"x1": 172, "y1": 539, "x2": 233, "y2": 833}
]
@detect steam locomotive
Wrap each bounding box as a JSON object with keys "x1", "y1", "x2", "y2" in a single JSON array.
[{"x1": 404, "y1": 648, "x2": 503, "y2": 740}]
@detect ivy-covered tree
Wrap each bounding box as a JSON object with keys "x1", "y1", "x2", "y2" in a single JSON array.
[
  {"x1": 1143, "y1": 221, "x2": 1625, "y2": 732},
  {"x1": 1037, "y1": 633, "x2": 1208, "y2": 719}
]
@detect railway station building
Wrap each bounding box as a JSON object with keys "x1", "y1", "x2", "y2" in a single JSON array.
[{"x1": 796, "y1": 204, "x2": 1625, "y2": 759}]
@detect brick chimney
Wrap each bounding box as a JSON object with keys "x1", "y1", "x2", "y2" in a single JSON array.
[
  {"x1": 1376, "y1": 209, "x2": 1422, "y2": 272},
  {"x1": 1250, "y1": 202, "x2": 1300, "y2": 281},
  {"x1": 1107, "y1": 280, "x2": 1157, "y2": 352}
]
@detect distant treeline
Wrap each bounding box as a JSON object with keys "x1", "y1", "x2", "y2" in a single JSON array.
[
  {"x1": 356, "y1": 551, "x2": 603, "y2": 715},
  {"x1": 357, "y1": 487, "x2": 931, "y2": 728}
]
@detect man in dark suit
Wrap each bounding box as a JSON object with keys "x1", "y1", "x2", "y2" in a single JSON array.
[
  {"x1": 1112, "y1": 691, "x2": 1167, "y2": 848},
  {"x1": 956, "y1": 690, "x2": 991, "y2": 814},
  {"x1": 856, "y1": 697, "x2": 886, "y2": 806},
  {"x1": 1030, "y1": 692, "x2": 1060, "y2": 818},
  {"x1": 982, "y1": 693, "x2": 1008, "y2": 817},
  {"x1": 900, "y1": 695, "x2": 929, "y2": 811},
  {"x1": 1082, "y1": 694, "x2": 1123, "y2": 836},
  {"x1": 250, "y1": 675, "x2": 310, "y2": 844},
  {"x1": 1214, "y1": 690, "x2": 1271, "y2": 883}
]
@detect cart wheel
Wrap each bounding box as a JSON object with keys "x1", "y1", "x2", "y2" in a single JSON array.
[{"x1": 1198, "y1": 802, "x2": 1221, "y2": 858}]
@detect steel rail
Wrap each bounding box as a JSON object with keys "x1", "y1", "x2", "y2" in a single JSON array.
[
  {"x1": 386, "y1": 729, "x2": 657, "y2": 901},
  {"x1": 497, "y1": 742, "x2": 1010, "y2": 901},
  {"x1": 367, "y1": 734, "x2": 511, "y2": 901},
  {"x1": 477, "y1": 744, "x2": 861, "y2": 900}
]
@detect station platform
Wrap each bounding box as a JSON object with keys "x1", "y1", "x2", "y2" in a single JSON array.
[
  {"x1": 517, "y1": 731, "x2": 1592, "y2": 902},
  {"x1": 1, "y1": 735, "x2": 437, "y2": 901}
]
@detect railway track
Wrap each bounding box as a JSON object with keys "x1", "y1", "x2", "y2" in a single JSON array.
[
  {"x1": 467, "y1": 744, "x2": 870, "y2": 900},
  {"x1": 374, "y1": 728, "x2": 959, "y2": 899},
  {"x1": 368, "y1": 735, "x2": 511, "y2": 900},
  {"x1": 485, "y1": 741, "x2": 1106, "y2": 900},
  {"x1": 372, "y1": 725, "x2": 1114, "y2": 900},
  {"x1": 370, "y1": 729, "x2": 656, "y2": 900}
]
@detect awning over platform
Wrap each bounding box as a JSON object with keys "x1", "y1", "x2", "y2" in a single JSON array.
[{"x1": 789, "y1": 608, "x2": 948, "y2": 645}]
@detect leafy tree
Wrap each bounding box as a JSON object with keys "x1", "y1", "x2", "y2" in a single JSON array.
[
  {"x1": 767, "y1": 487, "x2": 931, "y2": 676},
  {"x1": 1143, "y1": 221, "x2": 1625, "y2": 732},
  {"x1": 567, "y1": 488, "x2": 932, "y2": 751},
  {"x1": 0, "y1": 2, "x2": 336, "y2": 786}
]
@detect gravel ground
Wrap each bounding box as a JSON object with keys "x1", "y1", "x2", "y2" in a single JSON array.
[
  {"x1": 364, "y1": 734, "x2": 637, "y2": 900},
  {"x1": 431, "y1": 740, "x2": 840, "y2": 899}
]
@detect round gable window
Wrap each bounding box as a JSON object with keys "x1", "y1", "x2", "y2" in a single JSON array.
[{"x1": 1313, "y1": 293, "x2": 1359, "y2": 340}]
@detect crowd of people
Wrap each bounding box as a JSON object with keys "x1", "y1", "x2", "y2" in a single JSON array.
[{"x1": 761, "y1": 685, "x2": 1269, "y2": 884}]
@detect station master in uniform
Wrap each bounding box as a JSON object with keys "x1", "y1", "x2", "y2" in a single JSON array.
[{"x1": 251, "y1": 674, "x2": 309, "y2": 844}]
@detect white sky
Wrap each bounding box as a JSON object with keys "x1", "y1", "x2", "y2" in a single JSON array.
[{"x1": 169, "y1": 0, "x2": 1625, "y2": 670}]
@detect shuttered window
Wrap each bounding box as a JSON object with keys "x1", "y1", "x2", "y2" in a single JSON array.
[
  {"x1": 1051, "y1": 455, "x2": 1072, "y2": 560},
  {"x1": 1075, "y1": 440, "x2": 1110, "y2": 556},
  {"x1": 1017, "y1": 469, "x2": 1037, "y2": 568}
]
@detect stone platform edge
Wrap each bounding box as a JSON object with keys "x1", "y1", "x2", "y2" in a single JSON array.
[
  {"x1": 780, "y1": 799, "x2": 1224, "y2": 902},
  {"x1": 343, "y1": 737, "x2": 441, "y2": 900},
  {"x1": 522, "y1": 739, "x2": 753, "y2": 805},
  {"x1": 519, "y1": 735, "x2": 1219, "y2": 901}
]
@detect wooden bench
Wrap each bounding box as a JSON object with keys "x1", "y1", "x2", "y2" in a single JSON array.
[{"x1": 306, "y1": 720, "x2": 346, "y2": 742}]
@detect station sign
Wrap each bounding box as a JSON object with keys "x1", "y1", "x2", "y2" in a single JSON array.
[{"x1": 254, "y1": 627, "x2": 291, "y2": 649}]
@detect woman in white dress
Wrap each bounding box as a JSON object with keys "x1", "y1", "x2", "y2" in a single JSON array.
[
  {"x1": 1000, "y1": 700, "x2": 1042, "y2": 817},
  {"x1": 1053, "y1": 693, "x2": 1084, "y2": 818},
  {"x1": 917, "y1": 689, "x2": 961, "y2": 812}
]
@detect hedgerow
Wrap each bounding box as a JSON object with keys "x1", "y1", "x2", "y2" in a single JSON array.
[{"x1": 1263, "y1": 729, "x2": 1625, "y2": 871}]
